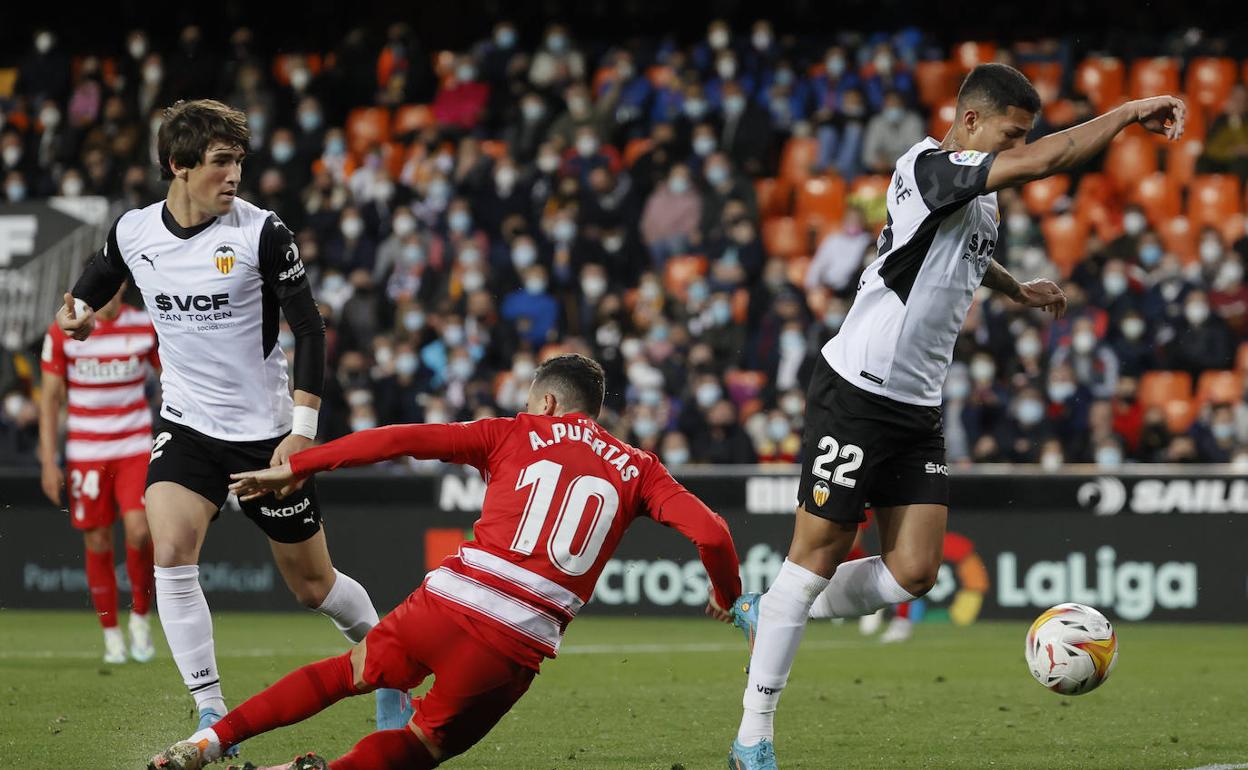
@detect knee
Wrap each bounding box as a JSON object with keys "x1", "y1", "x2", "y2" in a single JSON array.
[
  {"x1": 292, "y1": 575, "x2": 334, "y2": 608},
  {"x1": 890, "y1": 558, "x2": 940, "y2": 598},
  {"x1": 124, "y1": 514, "x2": 151, "y2": 549},
  {"x1": 153, "y1": 540, "x2": 194, "y2": 568},
  {"x1": 83, "y1": 528, "x2": 112, "y2": 553}
]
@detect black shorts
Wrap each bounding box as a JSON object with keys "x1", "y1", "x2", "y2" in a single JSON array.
[
  {"x1": 145, "y1": 417, "x2": 323, "y2": 544},
  {"x1": 796, "y1": 358, "x2": 949, "y2": 523}
]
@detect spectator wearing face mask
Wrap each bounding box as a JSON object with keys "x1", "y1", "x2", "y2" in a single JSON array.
[
  {"x1": 760, "y1": 60, "x2": 811, "y2": 138},
  {"x1": 861, "y1": 89, "x2": 924, "y2": 174},
  {"x1": 1104, "y1": 204, "x2": 1153, "y2": 263},
  {"x1": 660, "y1": 431, "x2": 693, "y2": 467},
  {"x1": 503, "y1": 92, "x2": 555, "y2": 164},
  {"x1": 1198, "y1": 84, "x2": 1248, "y2": 181},
  {"x1": 1092, "y1": 435, "x2": 1126, "y2": 469},
  {"x1": 859, "y1": 43, "x2": 915, "y2": 110},
  {"x1": 961, "y1": 351, "x2": 1009, "y2": 444},
  {"x1": 548, "y1": 82, "x2": 606, "y2": 149},
  {"x1": 528, "y1": 23, "x2": 586, "y2": 91},
  {"x1": 1045, "y1": 362, "x2": 1094, "y2": 457},
  {"x1": 693, "y1": 398, "x2": 758, "y2": 464},
  {"x1": 640, "y1": 163, "x2": 703, "y2": 266},
  {"x1": 1108, "y1": 310, "x2": 1157, "y2": 377},
  {"x1": 501, "y1": 265, "x2": 560, "y2": 347},
  {"x1": 1163, "y1": 289, "x2": 1236, "y2": 377},
  {"x1": 815, "y1": 85, "x2": 869, "y2": 179},
  {"x1": 433, "y1": 55, "x2": 491, "y2": 132},
  {"x1": 705, "y1": 50, "x2": 756, "y2": 112},
  {"x1": 324, "y1": 206, "x2": 378, "y2": 273},
  {"x1": 1192, "y1": 402, "x2": 1239, "y2": 463},
  {"x1": 700, "y1": 153, "x2": 757, "y2": 241},
  {"x1": 805, "y1": 207, "x2": 872, "y2": 295},
  {"x1": 996, "y1": 385, "x2": 1055, "y2": 464},
  {"x1": 718, "y1": 80, "x2": 773, "y2": 177},
  {"x1": 756, "y1": 409, "x2": 801, "y2": 464},
  {"x1": 1051, "y1": 316, "x2": 1119, "y2": 399},
  {"x1": 1209, "y1": 255, "x2": 1248, "y2": 336},
  {"x1": 16, "y1": 29, "x2": 71, "y2": 106}
]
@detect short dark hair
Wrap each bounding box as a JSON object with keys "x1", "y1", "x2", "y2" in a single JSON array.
[
  {"x1": 957, "y1": 63, "x2": 1041, "y2": 116},
  {"x1": 157, "y1": 99, "x2": 249, "y2": 180},
  {"x1": 533, "y1": 354, "x2": 606, "y2": 418}
]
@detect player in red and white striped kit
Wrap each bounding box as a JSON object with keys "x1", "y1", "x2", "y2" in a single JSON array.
[
  {"x1": 38, "y1": 284, "x2": 159, "y2": 664},
  {"x1": 149, "y1": 354, "x2": 742, "y2": 770}
]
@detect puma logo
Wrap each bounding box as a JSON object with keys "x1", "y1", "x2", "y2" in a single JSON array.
[{"x1": 140, "y1": 253, "x2": 158, "y2": 269}]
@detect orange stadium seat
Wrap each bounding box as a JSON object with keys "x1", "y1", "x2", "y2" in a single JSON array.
[
  {"x1": 930, "y1": 98, "x2": 958, "y2": 139},
  {"x1": 1185, "y1": 57, "x2": 1237, "y2": 114},
  {"x1": 779, "y1": 137, "x2": 819, "y2": 184},
  {"x1": 795, "y1": 176, "x2": 847, "y2": 232},
  {"x1": 1043, "y1": 98, "x2": 1078, "y2": 128},
  {"x1": 1022, "y1": 174, "x2": 1070, "y2": 216},
  {"x1": 1022, "y1": 61, "x2": 1064, "y2": 105},
  {"x1": 393, "y1": 104, "x2": 435, "y2": 136},
  {"x1": 762, "y1": 216, "x2": 803, "y2": 259},
  {"x1": 662, "y1": 255, "x2": 708, "y2": 302},
  {"x1": 1129, "y1": 57, "x2": 1181, "y2": 100},
  {"x1": 1220, "y1": 212, "x2": 1246, "y2": 246},
  {"x1": 1166, "y1": 138, "x2": 1204, "y2": 189},
  {"x1": 479, "y1": 140, "x2": 509, "y2": 159},
  {"x1": 1187, "y1": 174, "x2": 1243, "y2": 230},
  {"x1": 346, "y1": 107, "x2": 391, "y2": 154},
  {"x1": 1040, "y1": 214, "x2": 1089, "y2": 277},
  {"x1": 1138, "y1": 370, "x2": 1193, "y2": 408},
  {"x1": 272, "y1": 53, "x2": 323, "y2": 86},
  {"x1": 1195, "y1": 370, "x2": 1243, "y2": 407},
  {"x1": 645, "y1": 65, "x2": 675, "y2": 88},
  {"x1": 1104, "y1": 134, "x2": 1159, "y2": 193},
  {"x1": 623, "y1": 138, "x2": 652, "y2": 168},
  {"x1": 1130, "y1": 172, "x2": 1182, "y2": 225},
  {"x1": 1075, "y1": 57, "x2": 1126, "y2": 113},
  {"x1": 1159, "y1": 215, "x2": 1198, "y2": 263},
  {"x1": 953, "y1": 41, "x2": 997, "y2": 72},
  {"x1": 914, "y1": 60, "x2": 962, "y2": 107},
  {"x1": 731, "y1": 288, "x2": 750, "y2": 323},
  {"x1": 755, "y1": 177, "x2": 787, "y2": 218}
]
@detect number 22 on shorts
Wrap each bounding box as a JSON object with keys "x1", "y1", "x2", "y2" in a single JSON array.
[
  {"x1": 811, "y1": 435, "x2": 863, "y2": 488},
  {"x1": 150, "y1": 431, "x2": 172, "y2": 460}
]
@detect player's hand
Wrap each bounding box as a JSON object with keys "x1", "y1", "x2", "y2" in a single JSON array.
[
  {"x1": 1017, "y1": 280, "x2": 1067, "y2": 319},
  {"x1": 56, "y1": 292, "x2": 96, "y2": 341},
  {"x1": 229, "y1": 462, "x2": 298, "y2": 502},
  {"x1": 40, "y1": 463, "x2": 64, "y2": 506},
  {"x1": 705, "y1": 594, "x2": 733, "y2": 624},
  {"x1": 269, "y1": 433, "x2": 312, "y2": 498},
  {"x1": 1130, "y1": 95, "x2": 1186, "y2": 141}
]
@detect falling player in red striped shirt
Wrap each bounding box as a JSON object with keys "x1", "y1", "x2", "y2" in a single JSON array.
[
  {"x1": 149, "y1": 354, "x2": 742, "y2": 770},
  {"x1": 38, "y1": 283, "x2": 159, "y2": 664}
]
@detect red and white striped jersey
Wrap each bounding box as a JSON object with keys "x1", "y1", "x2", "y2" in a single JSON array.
[
  {"x1": 289, "y1": 414, "x2": 742, "y2": 669},
  {"x1": 41, "y1": 308, "x2": 160, "y2": 463}
]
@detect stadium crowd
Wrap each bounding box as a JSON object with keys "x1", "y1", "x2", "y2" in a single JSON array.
[{"x1": 4, "y1": 21, "x2": 1248, "y2": 470}]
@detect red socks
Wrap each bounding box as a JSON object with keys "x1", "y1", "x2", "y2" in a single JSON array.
[
  {"x1": 896, "y1": 601, "x2": 911, "y2": 619},
  {"x1": 126, "y1": 542, "x2": 154, "y2": 615},
  {"x1": 331, "y1": 727, "x2": 437, "y2": 770},
  {"x1": 84, "y1": 549, "x2": 118, "y2": 628},
  {"x1": 212, "y1": 653, "x2": 356, "y2": 750}
]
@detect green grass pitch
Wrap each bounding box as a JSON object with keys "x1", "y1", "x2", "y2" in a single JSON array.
[{"x1": 0, "y1": 610, "x2": 1245, "y2": 769}]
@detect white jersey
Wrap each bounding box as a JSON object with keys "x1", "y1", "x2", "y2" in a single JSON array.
[
  {"x1": 99, "y1": 198, "x2": 307, "y2": 441},
  {"x1": 824, "y1": 138, "x2": 999, "y2": 406}
]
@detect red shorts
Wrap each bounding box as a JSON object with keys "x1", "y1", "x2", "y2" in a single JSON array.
[
  {"x1": 66, "y1": 454, "x2": 148, "y2": 531},
  {"x1": 363, "y1": 587, "x2": 536, "y2": 757}
]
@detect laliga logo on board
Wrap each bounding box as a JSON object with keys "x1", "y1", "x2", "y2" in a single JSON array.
[
  {"x1": 1077, "y1": 476, "x2": 1128, "y2": 516},
  {"x1": 213, "y1": 244, "x2": 236, "y2": 275}
]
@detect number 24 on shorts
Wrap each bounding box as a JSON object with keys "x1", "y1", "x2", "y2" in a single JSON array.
[{"x1": 812, "y1": 436, "x2": 863, "y2": 488}]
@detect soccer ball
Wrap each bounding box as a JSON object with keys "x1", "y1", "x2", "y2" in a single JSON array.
[{"x1": 1024, "y1": 603, "x2": 1118, "y2": 695}]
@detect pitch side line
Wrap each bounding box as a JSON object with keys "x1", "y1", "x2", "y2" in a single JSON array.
[
  {"x1": 1174, "y1": 764, "x2": 1248, "y2": 770},
  {"x1": 0, "y1": 638, "x2": 907, "y2": 661}
]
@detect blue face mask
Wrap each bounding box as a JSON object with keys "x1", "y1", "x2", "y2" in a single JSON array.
[
  {"x1": 1139, "y1": 243, "x2": 1162, "y2": 267},
  {"x1": 299, "y1": 111, "x2": 322, "y2": 132}
]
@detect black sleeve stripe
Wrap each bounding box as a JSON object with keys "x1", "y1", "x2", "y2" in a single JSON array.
[{"x1": 913, "y1": 150, "x2": 996, "y2": 213}]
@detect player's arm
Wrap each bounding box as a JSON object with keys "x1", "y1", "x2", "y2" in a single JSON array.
[
  {"x1": 984, "y1": 96, "x2": 1185, "y2": 192},
  {"x1": 58, "y1": 218, "x2": 129, "y2": 340},
  {"x1": 257, "y1": 215, "x2": 326, "y2": 483},
  {"x1": 642, "y1": 459, "x2": 742, "y2": 619},
  {"x1": 228, "y1": 420, "x2": 512, "y2": 500},
  {"x1": 37, "y1": 371, "x2": 67, "y2": 506},
  {"x1": 981, "y1": 259, "x2": 1067, "y2": 318}
]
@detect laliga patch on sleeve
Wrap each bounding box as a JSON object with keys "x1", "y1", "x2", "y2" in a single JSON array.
[{"x1": 949, "y1": 150, "x2": 988, "y2": 166}]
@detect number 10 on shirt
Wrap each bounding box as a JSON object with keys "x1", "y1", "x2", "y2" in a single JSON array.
[{"x1": 511, "y1": 460, "x2": 620, "y2": 576}]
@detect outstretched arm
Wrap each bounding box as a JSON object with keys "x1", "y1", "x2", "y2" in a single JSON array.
[
  {"x1": 651, "y1": 489, "x2": 742, "y2": 619},
  {"x1": 985, "y1": 96, "x2": 1185, "y2": 192},
  {"x1": 229, "y1": 420, "x2": 509, "y2": 500},
  {"x1": 981, "y1": 259, "x2": 1067, "y2": 318}
]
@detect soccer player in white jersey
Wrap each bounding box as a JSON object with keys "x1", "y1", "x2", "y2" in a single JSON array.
[
  {"x1": 727, "y1": 64, "x2": 1186, "y2": 768},
  {"x1": 39, "y1": 282, "x2": 159, "y2": 664},
  {"x1": 54, "y1": 100, "x2": 410, "y2": 750}
]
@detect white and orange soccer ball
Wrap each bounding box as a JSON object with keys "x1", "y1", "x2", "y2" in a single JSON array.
[{"x1": 1024, "y1": 603, "x2": 1118, "y2": 695}]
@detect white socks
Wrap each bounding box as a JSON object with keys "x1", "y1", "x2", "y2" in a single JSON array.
[
  {"x1": 155, "y1": 565, "x2": 225, "y2": 714},
  {"x1": 315, "y1": 570, "x2": 379, "y2": 644},
  {"x1": 807, "y1": 556, "x2": 917, "y2": 620},
  {"x1": 738, "y1": 559, "x2": 830, "y2": 747}
]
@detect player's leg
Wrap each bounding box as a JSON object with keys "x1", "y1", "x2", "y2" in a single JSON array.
[
  {"x1": 247, "y1": 476, "x2": 407, "y2": 730},
  {"x1": 83, "y1": 524, "x2": 126, "y2": 663},
  {"x1": 118, "y1": 453, "x2": 156, "y2": 661},
  {"x1": 881, "y1": 599, "x2": 914, "y2": 643}
]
